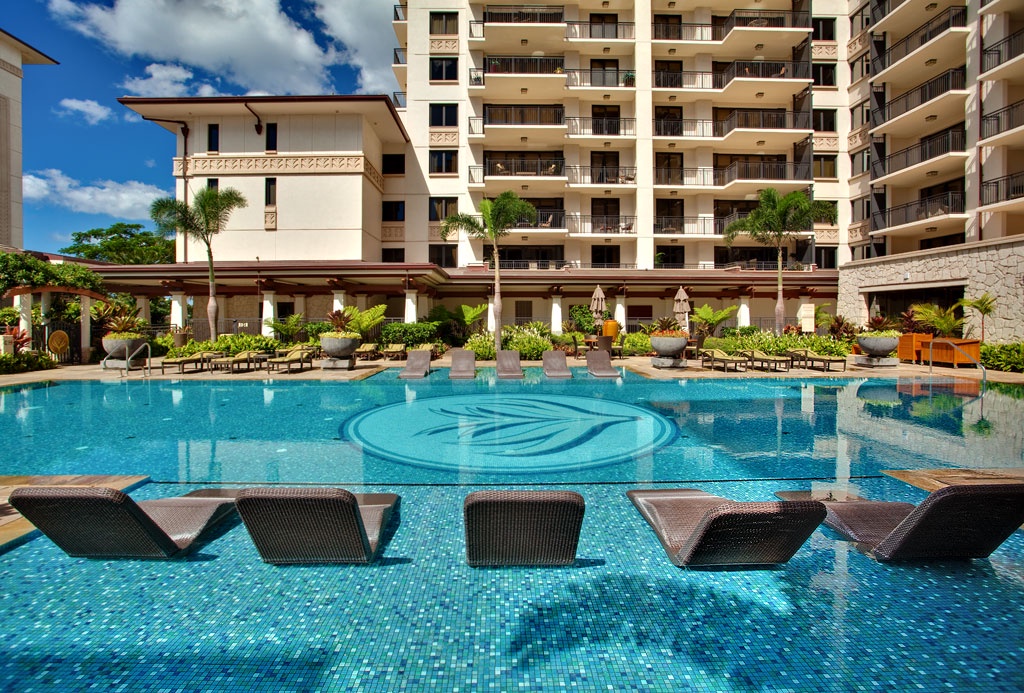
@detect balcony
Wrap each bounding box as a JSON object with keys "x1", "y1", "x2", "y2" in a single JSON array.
[
  {"x1": 469, "y1": 159, "x2": 567, "y2": 192},
  {"x1": 871, "y1": 7, "x2": 968, "y2": 84},
  {"x1": 982, "y1": 28, "x2": 1024, "y2": 81},
  {"x1": 981, "y1": 99, "x2": 1024, "y2": 148},
  {"x1": 654, "y1": 162, "x2": 811, "y2": 192},
  {"x1": 651, "y1": 11, "x2": 810, "y2": 58},
  {"x1": 871, "y1": 191, "x2": 967, "y2": 238},
  {"x1": 565, "y1": 117, "x2": 636, "y2": 138},
  {"x1": 564, "y1": 69, "x2": 636, "y2": 98},
  {"x1": 981, "y1": 0, "x2": 1024, "y2": 14},
  {"x1": 475, "y1": 210, "x2": 568, "y2": 231},
  {"x1": 871, "y1": 68, "x2": 967, "y2": 139},
  {"x1": 654, "y1": 111, "x2": 811, "y2": 149},
  {"x1": 981, "y1": 171, "x2": 1024, "y2": 212},
  {"x1": 565, "y1": 166, "x2": 638, "y2": 186},
  {"x1": 568, "y1": 215, "x2": 638, "y2": 235},
  {"x1": 468, "y1": 106, "x2": 566, "y2": 145},
  {"x1": 469, "y1": 57, "x2": 566, "y2": 98},
  {"x1": 653, "y1": 217, "x2": 719, "y2": 236},
  {"x1": 469, "y1": 6, "x2": 566, "y2": 51},
  {"x1": 392, "y1": 47, "x2": 406, "y2": 85},
  {"x1": 566, "y1": 22, "x2": 635, "y2": 56},
  {"x1": 392, "y1": 92, "x2": 406, "y2": 108},
  {"x1": 652, "y1": 61, "x2": 809, "y2": 106},
  {"x1": 872, "y1": 130, "x2": 968, "y2": 186},
  {"x1": 393, "y1": 4, "x2": 407, "y2": 44}
]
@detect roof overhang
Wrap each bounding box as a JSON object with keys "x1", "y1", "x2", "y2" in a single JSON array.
[{"x1": 0, "y1": 28, "x2": 58, "y2": 65}]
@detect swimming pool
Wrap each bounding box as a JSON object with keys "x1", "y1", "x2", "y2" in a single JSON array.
[{"x1": 1, "y1": 371, "x2": 1023, "y2": 691}]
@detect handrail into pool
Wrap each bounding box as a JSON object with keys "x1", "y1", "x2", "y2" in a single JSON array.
[{"x1": 927, "y1": 338, "x2": 986, "y2": 391}]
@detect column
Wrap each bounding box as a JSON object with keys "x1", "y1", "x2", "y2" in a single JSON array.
[
  {"x1": 135, "y1": 296, "x2": 151, "y2": 325},
  {"x1": 486, "y1": 295, "x2": 496, "y2": 333},
  {"x1": 261, "y1": 292, "x2": 276, "y2": 336},
  {"x1": 737, "y1": 297, "x2": 751, "y2": 328},
  {"x1": 294, "y1": 294, "x2": 306, "y2": 319},
  {"x1": 613, "y1": 297, "x2": 626, "y2": 329},
  {"x1": 404, "y1": 289, "x2": 418, "y2": 323},
  {"x1": 39, "y1": 293, "x2": 52, "y2": 325},
  {"x1": 355, "y1": 294, "x2": 368, "y2": 311},
  {"x1": 331, "y1": 290, "x2": 347, "y2": 313},
  {"x1": 169, "y1": 293, "x2": 186, "y2": 329},
  {"x1": 550, "y1": 295, "x2": 563, "y2": 335},
  {"x1": 80, "y1": 297, "x2": 92, "y2": 361},
  {"x1": 15, "y1": 294, "x2": 32, "y2": 335}
]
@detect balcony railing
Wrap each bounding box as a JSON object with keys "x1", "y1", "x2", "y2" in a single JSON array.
[
  {"x1": 653, "y1": 217, "x2": 718, "y2": 235},
  {"x1": 652, "y1": 23, "x2": 716, "y2": 41},
  {"x1": 482, "y1": 56, "x2": 565, "y2": 74},
  {"x1": 871, "y1": 192, "x2": 965, "y2": 229},
  {"x1": 872, "y1": 7, "x2": 967, "y2": 74},
  {"x1": 653, "y1": 10, "x2": 809, "y2": 41},
  {"x1": 565, "y1": 117, "x2": 636, "y2": 136},
  {"x1": 564, "y1": 69, "x2": 635, "y2": 88},
  {"x1": 566, "y1": 166, "x2": 637, "y2": 184},
  {"x1": 654, "y1": 71, "x2": 722, "y2": 89},
  {"x1": 573, "y1": 263, "x2": 639, "y2": 270},
  {"x1": 983, "y1": 27, "x2": 1024, "y2": 74},
  {"x1": 982, "y1": 99, "x2": 1024, "y2": 140},
  {"x1": 475, "y1": 211, "x2": 568, "y2": 229},
  {"x1": 482, "y1": 159, "x2": 566, "y2": 176},
  {"x1": 870, "y1": 0, "x2": 909, "y2": 25},
  {"x1": 566, "y1": 22, "x2": 635, "y2": 40},
  {"x1": 981, "y1": 171, "x2": 1024, "y2": 206},
  {"x1": 490, "y1": 260, "x2": 572, "y2": 270},
  {"x1": 653, "y1": 61, "x2": 802, "y2": 89},
  {"x1": 392, "y1": 92, "x2": 406, "y2": 108},
  {"x1": 873, "y1": 68, "x2": 966, "y2": 124},
  {"x1": 482, "y1": 105, "x2": 565, "y2": 125},
  {"x1": 568, "y1": 215, "x2": 638, "y2": 234},
  {"x1": 393, "y1": 48, "x2": 407, "y2": 65},
  {"x1": 483, "y1": 6, "x2": 565, "y2": 23},
  {"x1": 654, "y1": 113, "x2": 808, "y2": 137},
  {"x1": 393, "y1": 4, "x2": 407, "y2": 21},
  {"x1": 655, "y1": 162, "x2": 809, "y2": 186},
  {"x1": 654, "y1": 168, "x2": 716, "y2": 186},
  {"x1": 873, "y1": 130, "x2": 966, "y2": 177}
]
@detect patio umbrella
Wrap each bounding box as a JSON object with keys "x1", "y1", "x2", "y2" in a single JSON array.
[
  {"x1": 673, "y1": 286, "x2": 690, "y2": 332},
  {"x1": 589, "y1": 285, "x2": 606, "y2": 328}
]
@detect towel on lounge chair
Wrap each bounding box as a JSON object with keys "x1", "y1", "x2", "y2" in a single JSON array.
[
  {"x1": 586, "y1": 349, "x2": 620, "y2": 378},
  {"x1": 496, "y1": 350, "x2": 524, "y2": 379},
  {"x1": 449, "y1": 348, "x2": 476, "y2": 379},
  {"x1": 464, "y1": 490, "x2": 585, "y2": 566},
  {"x1": 808, "y1": 484, "x2": 1024, "y2": 562},
  {"x1": 542, "y1": 350, "x2": 572, "y2": 378},
  {"x1": 398, "y1": 349, "x2": 431, "y2": 379},
  {"x1": 8, "y1": 486, "x2": 236, "y2": 559},
  {"x1": 628, "y1": 488, "x2": 826, "y2": 567},
  {"x1": 236, "y1": 487, "x2": 400, "y2": 564}
]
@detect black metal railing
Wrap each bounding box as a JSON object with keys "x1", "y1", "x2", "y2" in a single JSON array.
[
  {"x1": 982, "y1": 99, "x2": 1024, "y2": 140},
  {"x1": 483, "y1": 6, "x2": 565, "y2": 23},
  {"x1": 573, "y1": 263, "x2": 638, "y2": 270},
  {"x1": 483, "y1": 105, "x2": 565, "y2": 125},
  {"x1": 565, "y1": 117, "x2": 636, "y2": 136},
  {"x1": 564, "y1": 69, "x2": 635, "y2": 87},
  {"x1": 653, "y1": 10, "x2": 808, "y2": 41},
  {"x1": 715, "y1": 110, "x2": 810, "y2": 135},
  {"x1": 870, "y1": 0, "x2": 909, "y2": 25},
  {"x1": 566, "y1": 22, "x2": 635, "y2": 39},
  {"x1": 565, "y1": 166, "x2": 638, "y2": 184},
  {"x1": 653, "y1": 119, "x2": 710, "y2": 137},
  {"x1": 873, "y1": 68, "x2": 966, "y2": 123},
  {"x1": 654, "y1": 162, "x2": 809, "y2": 186},
  {"x1": 568, "y1": 216, "x2": 638, "y2": 234},
  {"x1": 981, "y1": 171, "x2": 1024, "y2": 206},
  {"x1": 652, "y1": 23, "x2": 716, "y2": 41},
  {"x1": 489, "y1": 260, "x2": 572, "y2": 270},
  {"x1": 392, "y1": 92, "x2": 406, "y2": 108},
  {"x1": 393, "y1": 4, "x2": 407, "y2": 21},
  {"x1": 873, "y1": 7, "x2": 967, "y2": 74},
  {"x1": 653, "y1": 217, "x2": 718, "y2": 235},
  {"x1": 483, "y1": 159, "x2": 566, "y2": 176},
  {"x1": 653, "y1": 61, "x2": 802, "y2": 88},
  {"x1": 654, "y1": 168, "x2": 717, "y2": 186},
  {"x1": 873, "y1": 130, "x2": 966, "y2": 177},
  {"x1": 474, "y1": 211, "x2": 567, "y2": 229},
  {"x1": 393, "y1": 48, "x2": 406, "y2": 65},
  {"x1": 653, "y1": 71, "x2": 720, "y2": 89},
  {"x1": 483, "y1": 56, "x2": 565, "y2": 74},
  {"x1": 983, "y1": 27, "x2": 1024, "y2": 74},
  {"x1": 871, "y1": 192, "x2": 965, "y2": 229}
]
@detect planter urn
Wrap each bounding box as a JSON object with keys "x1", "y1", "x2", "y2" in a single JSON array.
[
  {"x1": 650, "y1": 336, "x2": 689, "y2": 357},
  {"x1": 320, "y1": 335, "x2": 361, "y2": 358},
  {"x1": 856, "y1": 336, "x2": 899, "y2": 358},
  {"x1": 101, "y1": 336, "x2": 148, "y2": 365}
]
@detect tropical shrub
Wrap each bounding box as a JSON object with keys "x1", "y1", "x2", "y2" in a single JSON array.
[
  {"x1": 980, "y1": 342, "x2": 1024, "y2": 373},
  {"x1": 864, "y1": 314, "x2": 897, "y2": 331},
  {"x1": 465, "y1": 331, "x2": 497, "y2": 360},
  {"x1": 94, "y1": 302, "x2": 146, "y2": 337},
  {"x1": 0, "y1": 307, "x2": 19, "y2": 326},
  {"x1": 211, "y1": 333, "x2": 281, "y2": 356},
  {"x1": 381, "y1": 321, "x2": 440, "y2": 346},
  {"x1": 427, "y1": 304, "x2": 487, "y2": 346},
  {"x1": 703, "y1": 336, "x2": 740, "y2": 353},
  {"x1": 640, "y1": 317, "x2": 680, "y2": 334},
  {"x1": 0, "y1": 352, "x2": 56, "y2": 374},
  {"x1": 827, "y1": 314, "x2": 856, "y2": 340},
  {"x1": 503, "y1": 331, "x2": 552, "y2": 360},
  {"x1": 715, "y1": 331, "x2": 852, "y2": 357},
  {"x1": 264, "y1": 313, "x2": 306, "y2": 342},
  {"x1": 568, "y1": 304, "x2": 597, "y2": 335},
  {"x1": 623, "y1": 332, "x2": 652, "y2": 356},
  {"x1": 303, "y1": 321, "x2": 334, "y2": 340},
  {"x1": 690, "y1": 304, "x2": 738, "y2": 339},
  {"x1": 324, "y1": 305, "x2": 387, "y2": 339},
  {"x1": 721, "y1": 325, "x2": 761, "y2": 339},
  {"x1": 911, "y1": 303, "x2": 963, "y2": 338},
  {"x1": 1, "y1": 326, "x2": 32, "y2": 353}
]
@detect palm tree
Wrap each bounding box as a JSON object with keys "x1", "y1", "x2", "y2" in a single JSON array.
[
  {"x1": 723, "y1": 188, "x2": 837, "y2": 334},
  {"x1": 911, "y1": 303, "x2": 964, "y2": 338},
  {"x1": 150, "y1": 186, "x2": 247, "y2": 340},
  {"x1": 440, "y1": 191, "x2": 536, "y2": 353},
  {"x1": 959, "y1": 292, "x2": 996, "y2": 342}
]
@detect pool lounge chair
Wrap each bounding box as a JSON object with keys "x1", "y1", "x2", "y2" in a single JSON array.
[
  {"x1": 211, "y1": 350, "x2": 265, "y2": 373},
  {"x1": 542, "y1": 349, "x2": 572, "y2": 378},
  {"x1": 741, "y1": 349, "x2": 791, "y2": 372},
  {"x1": 586, "y1": 349, "x2": 620, "y2": 378},
  {"x1": 464, "y1": 490, "x2": 585, "y2": 566},
  {"x1": 353, "y1": 343, "x2": 378, "y2": 360},
  {"x1": 811, "y1": 484, "x2": 1024, "y2": 562},
  {"x1": 788, "y1": 348, "x2": 847, "y2": 372},
  {"x1": 267, "y1": 346, "x2": 315, "y2": 373},
  {"x1": 380, "y1": 343, "x2": 407, "y2": 360},
  {"x1": 398, "y1": 349, "x2": 431, "y2": 379},
  {"x1": 699, "y1": 348, "x2": 747, "y2": 372},
  {"x1": 448, "y1": 348, "x2": 476, "y2": 379},
  {"x1": 496, "y1": 350, "x2": 524, "y2": 379},
  {"x1": 8, "y1": 486, "x2": 237, "y2": 560},
  {"x1": 236, "y1": 488, "x2": 400, "y2": 564},
  {"x1": 627, "y1": 488, "x2": 826, "y2": 567},
  {"x1": 160, "y1": 350, "x2": 223, "y2": 374}
]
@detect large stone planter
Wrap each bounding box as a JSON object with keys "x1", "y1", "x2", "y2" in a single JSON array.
[
  {"x1": 101, "y1": 336, "x2": 148, "y2": 366},
  {"x1": 856, "y1": 335, "x2": 899, "y2": 357},
  {"x1": 649, "y1": 336, "x2": 689, "y2": 357},
  {"x1": 320, "y1": 335, "x2": 360, "y2": 358}
]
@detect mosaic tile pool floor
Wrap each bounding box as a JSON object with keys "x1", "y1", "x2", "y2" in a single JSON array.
[{"x1": 1, "y1": 375, "x2": 1023, "y2": 690}]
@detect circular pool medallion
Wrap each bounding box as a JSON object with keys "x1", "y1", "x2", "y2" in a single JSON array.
[{"x1": 343, "y1": 394, "x2": 676, "y2": 473}]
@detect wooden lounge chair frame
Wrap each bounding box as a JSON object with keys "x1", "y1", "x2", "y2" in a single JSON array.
[
  {"x1": 496, "y1": 349, "x2": 524, "y2": 379},
  {"x1": 542, "y1": 349, "x2": 572, "y2": 378},
  {"x1": 699, "y1": 348, "x2": 747, "y2": 372},
  {"x1": 464, "y1": 490, "x2": 585, "y2": 566},
  {"x1": 627, "y1": 488, "x2": 826, "y2": 567},
  {"x1": 236, "y1": 487, "x2": 400, "y2": 564},
  {"x1": 353, "y1": 343, "x2": 379, "y2": 360},
  {"x1": 9, "y1": 486, "x2": 237, "y2": 559},
  {"x1": 398, "y1": 349, "x2": 431, "y2": 379},
  {"x1": 586, "y1": 349, "x2": 620, "y2": 378}
]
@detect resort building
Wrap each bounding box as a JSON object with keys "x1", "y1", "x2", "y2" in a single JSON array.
[{"x1": 109, "y1": 1, "x2": 1023, "y2": 341}]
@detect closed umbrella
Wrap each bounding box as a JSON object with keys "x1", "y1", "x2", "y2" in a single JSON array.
[
  {"x1": 673, "y1": 286, "x2": 690, "y2": 333},
  {"x1": 589, "y1": 285, "x2": 606, "y2": 328}
]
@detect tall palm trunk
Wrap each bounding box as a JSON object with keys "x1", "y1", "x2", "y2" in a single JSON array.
[
  {"x1": 774, "y1": 244, "x2": 785, "y2": 335},
  {"x1": 206, "y1": 243, "x2": 218, "y2": 340},
  {"x1": 491, "y1": 239, "x2": 502, "y2": 353}
]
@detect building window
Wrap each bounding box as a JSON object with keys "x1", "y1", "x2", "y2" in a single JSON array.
[
  {"x1": 812, "y1": 109, "x2": 837, "y2": 132},
  {"x1": 429, "y1": 197, "x2": 458, "y2": 221},
  {"x1": 382, "y1": 200, "x2": 405, "y2": 222},
  {"x1": 850, "y1": 99, "x2": 871, "y2": 130},
  {"x1": 429, "y1": 150, "x2": 458, "y2": 174},
  {"x1": 812, "y1": 18, "x2": 835, "y2": 42},
  {"x1": 429, "y1": 244, "x2": 458, "y2": 267},
  {"x1": 812, "y1": 63, "x2": 836, "y2": 87},
  {"x1": 849, "y1": 53, "x2": 871, "y2": 83},
  {"x1": 207, "y1": 178, "x2": 219, "y2": 190},
  {"x1": 851, "y1": 195, "x2": 871, "y2": 223},
  {"x1": 381, "y1": 248, "x2": 405, "y2": 263},
  {"x1": 813, "y1": 155, "x2": 837, "y2": 179},
  {"x1": 430, "y1": 57, "x2": 458, "y2": 81},
  {"x1": 815, "y1": 246, "x2": 837, "y2": 269},
  {"x1": 429, "y1": 104, "x2": 458, "y2": 127},
  {"x1": 264, "y1": 178, "x2": 277, "y2": 206},
  {"x1": 851, "y1": 3, "x2": 871, "y2": 35},
  {"x1": 851, "y1": 148, "x2": 870, "y2": 176},
  {"x1": 207, "y1": 123, "x2": 219, "y2": 152},
  {"x1": 265, "y1": 122, "x2": 277, "y2": 151},
  {"x1": 382, "y1": 154, "x2": 406, "y2": 175},
  {"x1": 430, "y1": 12, "x2": 458, "y2": 35}
]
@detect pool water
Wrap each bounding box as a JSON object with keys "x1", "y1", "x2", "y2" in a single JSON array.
[{"x1": 1, "y1": 372, "x2": 1023, "y2": 691}]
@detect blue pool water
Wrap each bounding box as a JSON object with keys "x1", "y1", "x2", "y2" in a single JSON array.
[{"x1": 1, "y1": 371, "x2": 1023, "y2": 691}]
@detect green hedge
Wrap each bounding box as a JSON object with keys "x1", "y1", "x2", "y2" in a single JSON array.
[
  {"x1": 465, "y1": 332, "x2": 496, "y2": 360},
  {"x1": 503, "y1": 332, "x2": 552, "y2": 360},
  {"x1": 981, "y1": 343, "x2": 1024, "y2": 373},
  {"x1": 704, "y1": 332, "x2": 851, "y2": 357},
  {"x1": 381, "y1": 321, "x2": 440, "y2": 346},
  {"x1": 623, "y1": 332, "x2": 651, "y2": 356},
  {"x1": 0, "y1": 352, "x2": 57, "y2": 374}
]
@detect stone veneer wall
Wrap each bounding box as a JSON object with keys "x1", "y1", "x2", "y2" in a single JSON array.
[{"x1": 838, "y1": 237, "x2": 1024, "y2": 342}]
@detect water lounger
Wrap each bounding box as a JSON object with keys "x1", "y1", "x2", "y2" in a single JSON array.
[
  {"x1": 9, "y1": 486, "x2": 237, "y2": 559},
  {"x1": 542, "y1": 349, "x2": 572, "y2": 378},
  {"x1": 448, "y1": 348, "x2": 476, "y2": 379},
  {"x1": 496, "y1": 350, "x2": 524, "y2": 379},
  {"x1": 586, "y1": 349, "x2": 620, "y2": 378},
  {"x1": 812, "y1": 484, "x2": 1024, "y2": 562},
  {"x1": 464, "y1": 490, "x2": 585, "y2": 566},
  {"x1": 236, "y1": 487, "x2": 400, "y2": 564},
  {"x1": 627, "y1": 488, "x2": 826, "y2": 567},
  {"x1": 398, "y1": 349, "x2": 431, "y2": 379}
]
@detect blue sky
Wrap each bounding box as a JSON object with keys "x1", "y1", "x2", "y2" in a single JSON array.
[{"x1": 6, "y1": 0, "x2": 397, "y2": 254}]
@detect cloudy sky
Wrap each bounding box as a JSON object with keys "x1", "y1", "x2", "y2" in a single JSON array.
[{"x1": 7, "y1": 0, "x2": 398, "y2": 253}]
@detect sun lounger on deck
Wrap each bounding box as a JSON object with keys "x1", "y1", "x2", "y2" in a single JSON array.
[
  {"x1": 268, "y1": 347, "x2": 315, "y2": 372},
  {"x1": 586, "y1": 349, "x2": 620, "y2": 378},
  {"x1": 160, "y1": 350, "x2": 223, "y2": 374},
  {"x1": 211, "y1": 350, "x2": 265, "y2": 373},
  {"x1": 699, "y1": 348, "x2": 747, "y2": 372},
  {"x1": 380, "y1": 344, "x2": 407, "y2": 360},
  {"x1": 353, "y1": 343, "x2": 378, "y2": 359},
  {"x1": 627, "y1": 488, "x2": 826, "y2": 567},
  {"x1": 236, "y1": 487, "x2": 400, "y2": 564},
  {"x1": 449, "y1": 348, "x2": 476, "y2": 379},
  {"x1": 398, "y1": 349, "x2": 431, "y2": 379},
  {"x1": 741, "y1": 349, "x2": 791, "y2": 372},
  {"x1": 788, "y1": 348, "x2": 847, "y2": 372},
  {"x1": 542, "y1": 350, "x2": 572, "y2": 378},
  {"x1": 496, "y1": 350, "x2": 524, "y2": 379},
  {"x1": 464, "y1": 490, "x2": 585, "y2": 566},
  {"x1": 8, "y1": 486, "x2": 237, "y2": 559}
]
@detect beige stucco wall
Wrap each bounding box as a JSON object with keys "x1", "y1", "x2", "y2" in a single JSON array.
[{"x1": 0, "y1": 38, "x2": 24, "y2": 250}]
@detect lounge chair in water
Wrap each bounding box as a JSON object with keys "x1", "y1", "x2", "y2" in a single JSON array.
[
  {"x1": 464, "y1": 490, "x2": 585, "y2": 566},
  {"x1": 236, "y1": 488, "x2": 400, "y2": 564},
  {"x1": 8, "y1": 486, "x2": 237, "y2": 559},
  {"x1": 448, "y1": 348, "x2": 476, "y2": 379},
  {"x1": 496, "y1": 349, "x2": 524, "y2": 379},
  {"x1": 627, "y1": 488, "x2": 826, "y2": 567},
  {"x1": 699, "y1": 348, "x2": 747, "y2": 372},
  {"x1": 586, "y1": 349, "x2": 620, "y2": 378},
  {"x1": 542, "y1": 349, "x2": 572, "y2": 378},
  {"x1": 398, "y1": 349, "x2": 431, "y2": 379},
  {"x1": 809, "y1": 484, "x2": 1024, "y2": 562}
]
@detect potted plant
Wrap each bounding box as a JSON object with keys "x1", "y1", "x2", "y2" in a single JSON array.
[
  {"x1": 320, "y1": 305, "x2": 387, "y2": 358},
  {"x1": 169, "y1": 324, "x2": 191, "y2": 349},
  {"x1": 856, "y1": 329, "x2": 901, "y2": 357},
  {"x1": 96, "y1": 303, "x2": 147, "y2": 363},
  {"x1": 644, "y1": 317, "x2": 689, "y2": 357},
  {"x1": 911, "y1": 303, "x2": 980, "y2": 367},
  {"x1": 622, "y1": 71, "x2": 635, "y2": 86}
]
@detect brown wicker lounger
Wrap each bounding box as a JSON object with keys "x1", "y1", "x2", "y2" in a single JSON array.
[
  {"x1": 815, "y1": 484, "x2": 1024, "y2": 561},
  {"x1": 236, "y1": 487, "x2": 400, "y2": 564},
  {"x1": 8, "y1": 486, "x2": 237, "y2": 559},
  {"x1": 464, "y1": 490, "x2": 585, "y2": 566},
  {"x1": 627, "y1": 488, "x2": 826, "y2": 567}
]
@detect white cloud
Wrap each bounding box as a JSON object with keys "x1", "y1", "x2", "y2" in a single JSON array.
[
  {"x1": 49, "y1": 0, "x2": 336, "y2": 94},
  {"x1": 120, "y1": 63, "x2": 219, "y2": 97},
  {"x1": 56, "y1": 98, "x2": 113, "y2": 125},
  {"x1": 23, "y1": 169, "x2": 168, "y2": 220},
  {"x1": 315, "y1": 1, "x2": 399, "y2": 94}
]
